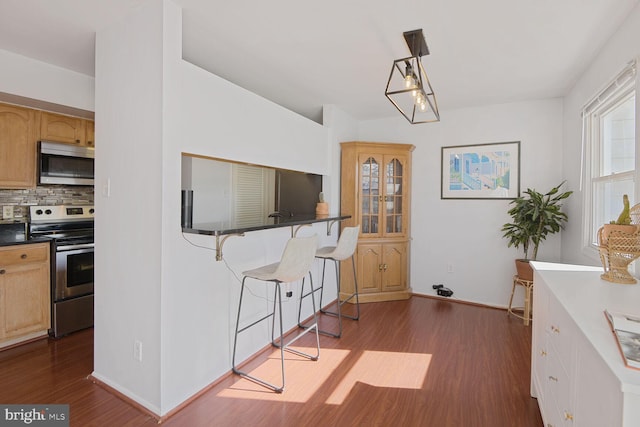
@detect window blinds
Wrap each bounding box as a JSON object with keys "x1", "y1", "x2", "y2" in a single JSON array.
[{"x1": 580, "y1": 60, "x2": 637, "y2": 190}]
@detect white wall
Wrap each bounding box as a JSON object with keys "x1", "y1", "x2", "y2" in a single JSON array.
[
  {"x1": 323, "y1": 105, "x2": 360, "y2": 215},
  {"x1": 94, "y1": 0, "x2": 339, "y2": 415},
  {"x1": 561, "y1": 2, "x2": 640, "y2": 266},
  {"x1": 357, "y1": 99, "x2": 564, "y2": 307},
  {"x1": 93, "y1": 0, "x2": 164, "y2": 413},
  {"x1": 0, "y1": 48, "x2": 94, "y2": 111}
]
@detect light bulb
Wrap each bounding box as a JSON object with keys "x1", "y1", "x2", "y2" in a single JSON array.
[
  {"x1": 404, "y1": 74, "x2": 415, "y2": 88},
  {"x1": 404, "y1": 63, "x2": 416, "y2": 89}
]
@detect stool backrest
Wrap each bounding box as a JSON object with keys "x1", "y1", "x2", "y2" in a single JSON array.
[
  {"x1": 331, "y1": 225, "x2": 360, "y2": 261},
  {"x1": 274, "y1": 234, "x2": 318, "y2": 283}
]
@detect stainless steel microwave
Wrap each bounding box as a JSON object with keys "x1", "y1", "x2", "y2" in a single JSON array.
[{"x1": 38, "y1": 141, "x2": 95, "y2": 186}]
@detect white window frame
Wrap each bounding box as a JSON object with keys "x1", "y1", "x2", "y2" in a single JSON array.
[{"x1": 582, "y1": 61, "x2": 637, "y2": 258}]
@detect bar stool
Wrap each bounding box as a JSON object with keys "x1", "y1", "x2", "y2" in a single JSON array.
[
  {"x1": 508, "y1": 275, "x2": 533, "y2": 326},
  {"x1": 232, "y1": 234, "x2": 319, "y2": 393},
  {"x1": 299, "y1": 225, "x2": 360, "y2": 338}
]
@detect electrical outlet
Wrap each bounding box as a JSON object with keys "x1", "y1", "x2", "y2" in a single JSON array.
[
  {"x1": 134, "y1": 340, "x2": 143, "y2": 362},
  {"x1": 2, "y1": 206, "x2": 13, "y2": 219},
  {"x1": 284, "y1": 282, "x2": 292, "y2": 298}
]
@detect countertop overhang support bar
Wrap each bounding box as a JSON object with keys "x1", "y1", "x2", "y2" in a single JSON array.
[{"x1": 215, "y1": 233, "x2": 244, "y2": 261}]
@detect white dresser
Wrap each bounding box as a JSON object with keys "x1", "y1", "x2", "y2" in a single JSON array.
[{"x1": 531, "y1": 261, "x2": 640, "y2": 426}]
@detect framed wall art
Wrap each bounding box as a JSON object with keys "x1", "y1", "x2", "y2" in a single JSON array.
[{"x1": 441, "y1": 141, "x2": 520, "y2": 199}]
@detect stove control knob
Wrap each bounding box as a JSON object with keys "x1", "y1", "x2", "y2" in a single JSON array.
[
  {"x1": 89, "y1": 208, "x2": 95, "y2": 214},
  {"x1": 45, "y1": 209, "x2": 52, "y2": 215},
  {"x1": 35, "y1": 209, "x2": 43, "y2": 215}
]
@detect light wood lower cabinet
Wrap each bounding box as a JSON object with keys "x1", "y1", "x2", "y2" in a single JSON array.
[
  {"x1": 0, "y1": 243, "x2": 50, "y2": 347},
  {"x1": 355, "y1": 241, "x2": 408, "y2": 301}
]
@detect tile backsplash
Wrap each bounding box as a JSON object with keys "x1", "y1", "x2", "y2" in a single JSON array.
[{"x1": 0, "y1": 186, "x2": 94, "y2": 220}]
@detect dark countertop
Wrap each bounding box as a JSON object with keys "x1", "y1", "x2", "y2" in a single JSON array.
[
  {"x1": 183, "y1": 214, "x2": 351, "y2": 236},
  {"x1": 0, "y1": 222, "x2": 51, "y2": 247}
]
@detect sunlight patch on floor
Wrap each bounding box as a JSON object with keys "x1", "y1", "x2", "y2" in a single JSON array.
[
  {"x1": 217, "y1": 347, "x2": 350, "y2": 402},
  {"x1": 325, "y1": 351, "x2": 431, "y2": 405}
]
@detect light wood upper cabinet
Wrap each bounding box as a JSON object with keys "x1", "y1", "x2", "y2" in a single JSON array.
[
  {"x1": 340, "y1": 141, "x2": 414, "y2": 303},
  {"x1": 40, "y1": 111, "x2": 87, "y2": 145},
  {"x1": 0, "y1": 242, "x2": 51, "y2": 346},
  {"x1": 0, "y1": 104, "x2": 38, "y2": 189}
]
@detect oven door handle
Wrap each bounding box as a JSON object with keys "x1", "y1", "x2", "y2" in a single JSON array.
[{"x1": 57, "y1": 243, "x2": 95, "y2": 252}]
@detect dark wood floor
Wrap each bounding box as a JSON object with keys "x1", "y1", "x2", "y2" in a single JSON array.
[{"x1": 0, "y1": 296, "x2": 542, "y2": 426}]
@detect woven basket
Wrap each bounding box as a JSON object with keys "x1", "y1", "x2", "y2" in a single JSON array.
[{"x1": 597, "y1": 226, "x2": 640, "y2": 284}]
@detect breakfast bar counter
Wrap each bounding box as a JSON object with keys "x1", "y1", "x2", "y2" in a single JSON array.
[{"x1": 183, "y1": 214, "x2": 350, "y2": 260}]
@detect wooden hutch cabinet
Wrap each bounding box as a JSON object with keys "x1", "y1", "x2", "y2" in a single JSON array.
[{"x1": 340, "y1": 141, "x2": 414, "y2": 302}]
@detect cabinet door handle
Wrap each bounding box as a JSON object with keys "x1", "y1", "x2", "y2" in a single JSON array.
[
  {"x1": 551, "y1": 325, "x2": 560, "y2": 333},
  {"x1": 548, "y1": 375, "x2": 558, "y2": 382},
  {"x1": 540, "y1": 350, "x2": 547, "y2": 357},
  {"x1": 378, "y1": 264, "x2": 383, "y2": 272},
  {"x1": 20, "y1": 254, "x2": 27, "y2": 259},
  {"x1": 0, "y1": 269, "x2": 5, "y2": 275},
  {"x1": 383, "y1": 264, "x2": 388, "y2": 271},
  {"x1": 378, "y1": 195, "x2": 383, "y2": 202},
  {"x1": 564, "y1": 411, "x2": 574, "y2": 421}
]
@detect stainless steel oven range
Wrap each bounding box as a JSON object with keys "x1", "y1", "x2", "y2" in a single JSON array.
[{"x1": 29, "y1": 205, "x2": 94, "y2": 338}]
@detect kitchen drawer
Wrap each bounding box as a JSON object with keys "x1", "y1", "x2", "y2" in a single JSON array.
[{"x1": 0, "y1": 243, "x2": 49, "y2": 266}]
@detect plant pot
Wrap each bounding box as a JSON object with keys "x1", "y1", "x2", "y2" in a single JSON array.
[
  {"x1": 599, "y1": 224, "x2": 638, "y2": 246},
  {"x1": 515, "y1": 259, "x2": 534, "y2": 282}
]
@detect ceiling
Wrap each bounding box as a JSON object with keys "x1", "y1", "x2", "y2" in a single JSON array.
[{"x1": 0, "y1": 0, "x2": 638, "y2": 123}]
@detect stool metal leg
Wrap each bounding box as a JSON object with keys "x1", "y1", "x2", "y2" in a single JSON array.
[
  {"x1": 231, "y1": 277, "x2": 248, "y2": 376},
  {"x1": 306, "y1": 255, "x2": 360, "y2": 338},
  {"x1": 232, "y1": 278, "x2": 286, "y2": 393},
  {"x1": 283, "y1": 273, "x2": 320, "y2": 360}
]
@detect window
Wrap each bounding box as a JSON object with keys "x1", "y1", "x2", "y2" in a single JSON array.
[{"x1": 583, "y1": 62, "x2": 636, "y2": 249}]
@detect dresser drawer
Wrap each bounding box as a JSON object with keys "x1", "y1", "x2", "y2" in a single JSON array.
[
  {"x1": 546, "y1": 293, "x2": 576, "y2": 373},
  {"x1": 546, "y1": 347, "x2": 575, "y2": 426},
  {"x1": 0, "y1": 243, "x2": 49, "y2": 266}
]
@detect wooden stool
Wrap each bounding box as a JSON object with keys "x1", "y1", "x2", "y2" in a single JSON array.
[{"x1": 508, "y1": 275, "x2": 533, "y2": 326}]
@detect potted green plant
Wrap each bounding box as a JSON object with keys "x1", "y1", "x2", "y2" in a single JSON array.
[{"x1": 502, "y1": 181, "x2": 573, "y2": 281}]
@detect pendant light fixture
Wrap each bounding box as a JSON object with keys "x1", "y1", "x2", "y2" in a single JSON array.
[{"x1": 385, "y1": 29, "x2": 440, "y2": 124}]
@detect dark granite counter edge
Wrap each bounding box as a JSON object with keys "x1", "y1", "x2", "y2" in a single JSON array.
[
  {"x1": 0, "y1": 236, "x2": 52, "y2": 247},
  {"x1": 182, "y1": 215, "x2": 351, "y2": 236}
]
